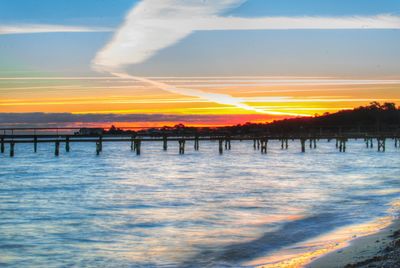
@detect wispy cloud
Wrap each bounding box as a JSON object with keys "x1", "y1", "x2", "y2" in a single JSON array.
[
  {"x1": 0, "y1": 24, "x2": 112, "y2": 35},
  {"x1": 92, "y1": 0, "x2": 400, "y2": 116},
  {"x1": 93, "y1": 0, "x2": 400, "y2": 71}
]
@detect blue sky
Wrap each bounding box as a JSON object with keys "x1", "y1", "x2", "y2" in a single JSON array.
[{"x1": 0, "y1": 0, "x2": 399, "y2": 77}]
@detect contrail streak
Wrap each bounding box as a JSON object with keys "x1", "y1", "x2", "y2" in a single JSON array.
[{"x1": 112, "y1": 72, "x2": 305, "y2": 116}]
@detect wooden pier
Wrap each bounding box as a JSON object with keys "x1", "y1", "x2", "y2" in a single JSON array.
[{"x1": 0, "y1": 127, "x2": 399, "y2": 157}]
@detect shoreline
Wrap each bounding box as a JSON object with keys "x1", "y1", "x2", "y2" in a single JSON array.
[
  {"x1": 247, "y1": 214, "x2": 399, "y2": 268},
  {"x1": 307, "y1": 219, "x2": 400, "y2": 268}
]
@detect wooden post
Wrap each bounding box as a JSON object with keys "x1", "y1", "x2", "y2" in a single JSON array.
[
  {"x1": 179, "y1": 139, "x2": 185, "y2": 154},
  {"x1": 163, "y1": 135, "x2": 168, "y2": 151},
  {"x1": 135, "y1": 139, "x2": 141, "y2": 155},
  {"x1": 309, "y1": 138, "x2": 312, "y2": 149},
  {"x1": 395, "y1": 138, "x2": 398, "y2": 148},
  {"x1": 33, "y1": 136, "x2": 38, "y2": 153},
  {"x1": 338, "y1": 138, "x2": 347, "y2": 152},
  {"x1": 253, "y1": 139, "x2": 256, "y2": 150},
  {"x1": 377, "y1": 138, "x2": 386, "y2": 152},
  {"x1": 0, "y1": 137, "x2": 4, "y2": 153},
  {"x1": 285, "y1": 139, "x2": 288, "y2": 149},
  {"x1": 55, "y1": 141, "x2": 60, "y2": 156},
  {"x1": 133, "y1": 139, "x2": 137, "y2": 151},
  {"x1": 65, "y1": 137, "x2": 70, "y2": 152},
  {"x1": 335, "y1": 139, "x2": 339, "y2": 148},
  {"x1": 10, "y1": 142, "x2": 15, "y2": 157},
  {"x1": 281, "y1": 139, "x2": 284, "y2": 149},
  {"x1": 260, "y1": 139, "x2": 268, "y2": 154},
  {"x1": 225, "y1": 138, "x2": 231, "y2": 150},
  {"x1": 219, "y1": 139, "x2": 223, "y2": 154},
  {"x1": 99, "y1": 136, "x2": 103, "y2": 152},
  {"x1": 194, "y1": 136, "x2": 199, "y2": 151},
  {"x1": 301, "y1": 138, "x2": 306, "y2": 153},
  {"x1": 257, "y1": 139, "x2": 260, "y2": 150},
  {"x1": 96, "y1": 141, "x2": 101, "y2": 155},
  {"x1": 131, "y1": 136, "x2": 135, "y2": 151},
  {"x1": 313, "y1": 139, "x2": 317, "y2": 149},
  {"x1": 369, "y1": 138, "x2": 373, "y2": 148}
]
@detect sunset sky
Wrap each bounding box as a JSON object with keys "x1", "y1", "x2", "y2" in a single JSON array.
[{"x1": 0, "y1": 0, "x2": 399, "y2": 127}]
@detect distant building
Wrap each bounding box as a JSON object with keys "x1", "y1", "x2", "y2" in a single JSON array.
[{"x1": 75, "y1": 128, "x2": 104, "y2": 135}]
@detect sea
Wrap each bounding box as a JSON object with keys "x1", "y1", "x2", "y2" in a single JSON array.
[{"x1": 1, "y1": 139, "x2": 399, "y2": 267}]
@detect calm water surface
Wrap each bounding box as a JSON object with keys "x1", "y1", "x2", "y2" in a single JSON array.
[{"x1": 1, "y1": 140, "x2": 399, "y2": 267}]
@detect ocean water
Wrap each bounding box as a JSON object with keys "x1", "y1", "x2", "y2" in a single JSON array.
[{"x1": 1, "y1": 139, "x2": 399, "y2": 267}]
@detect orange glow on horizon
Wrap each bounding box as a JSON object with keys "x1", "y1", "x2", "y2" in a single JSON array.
[{"x1": 1, "y1": 77, "x2": 399, "y2": 125}]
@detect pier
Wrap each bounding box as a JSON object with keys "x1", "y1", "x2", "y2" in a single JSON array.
[{"x1": 0, "y1": 127, "x2": 399, "y2": 157}]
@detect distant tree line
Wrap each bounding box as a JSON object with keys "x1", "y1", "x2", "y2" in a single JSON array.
[{"x1": 92, "y1": 102, "x2": 400, "y2": 136}]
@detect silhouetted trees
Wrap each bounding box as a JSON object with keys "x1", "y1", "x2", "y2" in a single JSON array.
[{"x1": 93, "y1": 102, "x2": 400, "y2": 136}]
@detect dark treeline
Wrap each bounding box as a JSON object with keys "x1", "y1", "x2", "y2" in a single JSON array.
[{"x1": 101, "y1": 102, "x2": 400, "y2": 136}]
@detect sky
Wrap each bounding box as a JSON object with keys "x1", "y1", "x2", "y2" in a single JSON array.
[{"x1": 0, "y1": 0, "x2": 399, "y2": 127}]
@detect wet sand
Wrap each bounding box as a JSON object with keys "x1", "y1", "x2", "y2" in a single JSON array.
[{"x1": 307, "y1": 220, "x2": 400, "y2": 268}]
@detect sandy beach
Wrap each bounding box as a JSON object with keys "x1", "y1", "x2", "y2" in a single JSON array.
[{"x1": 307, "y1": 219, "x2": 400, "y2": 268}]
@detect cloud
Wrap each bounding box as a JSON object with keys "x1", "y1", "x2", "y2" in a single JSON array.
[
  {"x1": 92, "y1": 0, "x2": 400, "y2": 72},
  {"x1": 0, "y1": 112, "x2": 284, "y2": 127},
  {"x1": 0, "y1": 24, "x2": 112, "y2": 35},
  {"x1": 93, "y1": 0, "x2": 245, "y2": 72},
  {"x1": 92, "y1": 0, "x2": 400, "y2": 116},
  {"x1": 198, "y1": 14, "x2": 400, "y2": 30}
]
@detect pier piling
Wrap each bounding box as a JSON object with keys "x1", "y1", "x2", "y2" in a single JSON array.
[
  {"x1": 194, "y1": 136, "x2": 199, "y2": 151},
  {"x1": 34, "y1": 136, "x2": 38, "y2": 153},
  {"x1": 99, "y1": 136, "x2": 103, "y2": 152},
  {"x1": 301, "y1": 138, "x2": 306, "y2": 153},
  {"x1": 55, "y1": 141, "x2": 60, "y2": 156},
  {"x1": 260, "y1": 139, "x2": 268, "y2": 154},
  {"x1": 338, "y1": 138, "x2": 347, "y2": 152},
  {"x1": 225, "y1": 138, "x2": 231, "y2": 150},
  {"x1": 135, "y1": 139, "x2": 141, "y2": 155},
  {"x1": 377, "y1": 138, "x2": 386, "y2": 152},
  {"x1": 163, "y1": 136, "x2": 168, "y2": 151},
  {"x1": 1, "y1": 137, "x2": 4, "y2": 153},
  {"x1": 179, "y1": 139, "x2": 185, "y2": 154},
  {"x1": 65, "y1": 137, "x2": 70, "y2": 152},
  {"x1": 96, "y1": 141, "x2": 101, "y2": 155},
  {"x1": 219, "y1": 139, "x2": 224, "y2": 154},
  {"x1": 10, "y1": 142, "x2": 15, "y2": 157}
]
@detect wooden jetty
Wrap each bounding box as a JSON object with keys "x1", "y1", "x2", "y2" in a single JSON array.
[{"x1": 0, "y1": 127, "x2": 399, "y2": 157}]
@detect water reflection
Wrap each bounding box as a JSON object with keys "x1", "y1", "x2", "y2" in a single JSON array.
[{"x1": 0, "y1": 140, "x2": 399, "y2": 267}]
